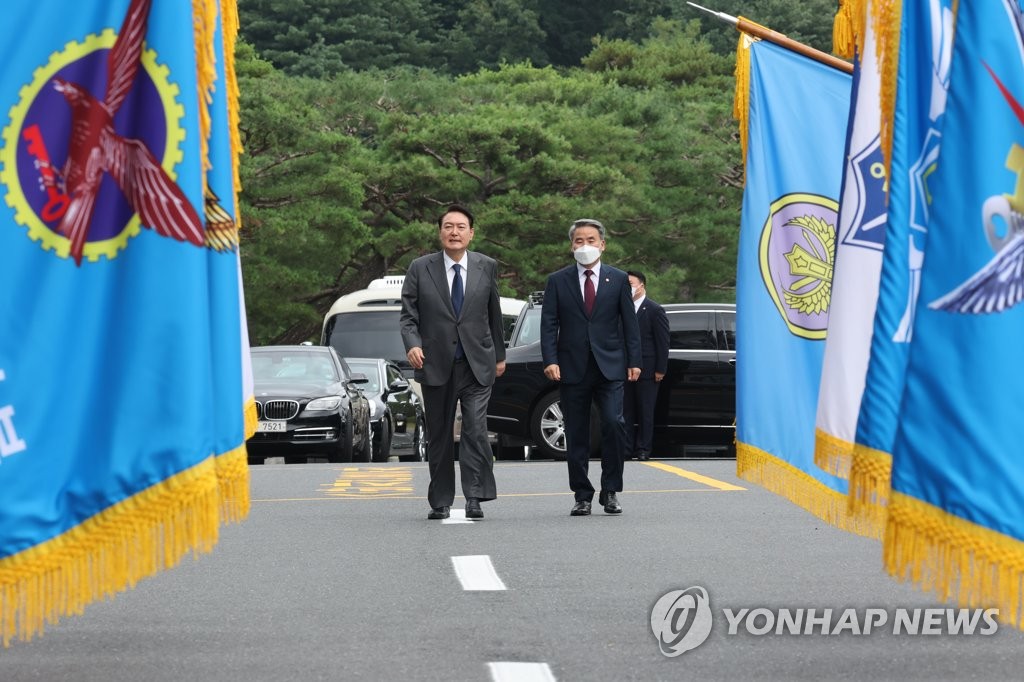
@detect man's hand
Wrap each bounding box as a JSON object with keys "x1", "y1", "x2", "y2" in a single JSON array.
[
  {"x1": 496, "y1": 360, "x2": 506, "y2": 378},
  {"x1": 654, "y1": 371, "x2": 665, "y2": 383},
  {"x1": 627, "y1": 367, "x2": 641, "y2": 381},
  {"x1": 407, "y1": 347, "x2": 424, "y2": 370},
  {"x1": 543, "y1": 364, "x2": 561, "y2": 381}
]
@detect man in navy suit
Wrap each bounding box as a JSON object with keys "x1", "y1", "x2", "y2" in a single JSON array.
[
  {"x1": 540, "y1": 219, "x2": 641, "y2": 516},
  {"x1": 622, "y1": 271, "x2": 670, "y2": 461}
]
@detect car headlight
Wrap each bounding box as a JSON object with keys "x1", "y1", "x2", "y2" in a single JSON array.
[
  {"x1": 306, "y1": 396, "x2": 343, "y2": 411},
  {"x1": 367, "y1": 400, "x2": 377, "y2": 417}
]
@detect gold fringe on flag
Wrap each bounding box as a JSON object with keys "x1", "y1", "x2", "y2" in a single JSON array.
[
  {"x1": 873, "y1": 0, "x2": 903, "y2": 172},
  {"x1": 847, "y1": 442, "x2": 891, "y2": 535},
  {"x1": 885, "y1": 491, "x2": 1024, "y2": 629},
  {"x1": 243, "y1": 395, "x2": 258, "y2": 440},
  {"x1": 215, "y1": 444, "x2": 252, "y2": 525},
  {"x1": 1, "y1": 455, "x2": 223, "y2": 647},
  {"x1": 732, "y1": 33, "x2": 755, "y2": 182},
  {"x1": 813, "y1": 427, "x2": 854, "y2": 479},
  {"x1": 193, "y1": 0, "x2": 217, "y2": 176},
  {"x1": 220, "y1": 0, "x2": 244, "y2": 210},
  {"x1": 193, "y1": 0, "x2": 244, "y2": 226},
  {"x1": 737, "y1": 441, "x2": 881, "y2": 539},
  {"x1": 832, "y1": 0, "x2": 866, "y2": 59}
]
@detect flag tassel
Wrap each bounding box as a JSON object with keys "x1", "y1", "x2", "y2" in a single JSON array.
[
  {"x1": 0, "y1": 448, "x2": 249, "y2": 647},
  {"x1": 885, "y1": 491, "x2": 1024, "y2": 629},
  {"x1": 737, "y1": 442, "x2": 881, "y2": 539}
]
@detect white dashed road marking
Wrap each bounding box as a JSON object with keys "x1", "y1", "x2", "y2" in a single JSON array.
[
  {"x1": 451, "y1": 555, "x2": 507, "y2": 591},
  {"x1": 487, "y1": 662, "x2": 557, "y2": 682},
  {"x1": 442, "y1": 508, "x2": 475, "y2": 524}
]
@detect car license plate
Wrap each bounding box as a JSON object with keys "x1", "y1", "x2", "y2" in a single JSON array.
[{"x1": 257, "y1": 421, "x2": 286, "y2": 433}]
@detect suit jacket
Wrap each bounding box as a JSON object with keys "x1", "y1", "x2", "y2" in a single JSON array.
[
  {"x1": 636, "y1": 297, "x2": 669, "y2": 379},
  {"x1": 400, "y1": 251, "x2": 506, "y2": 387},
  {"x1": 540, "y1": 263, "x2": 641, "y2": 384}
]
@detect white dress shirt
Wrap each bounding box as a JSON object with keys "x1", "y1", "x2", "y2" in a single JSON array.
[
  {"x1": 443, "y1": 252, "x2": 469, "y2": 296},
  {"x1": 576, "y1": 261, "x2": 601, "y2": 298}
]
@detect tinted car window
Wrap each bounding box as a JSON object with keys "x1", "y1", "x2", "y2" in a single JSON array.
[
  {"x1": 252, "y1": 350, "x2": 339, "y2": 382},
  {"x1": 668, "y1": 311, "x2": 715, "y2": 350},
  {"x1": 512, "y1": 306, "x2": 542, "y2": 347},
  {"x1": 326, "y1": 311, "x2": 407, "y2": 366},
  {"x1": 346, "y1": 360, "x2": 382, "y2": 393},
  {"x1": 717, "y1": 311, "x2": 736, "y2": 351}
]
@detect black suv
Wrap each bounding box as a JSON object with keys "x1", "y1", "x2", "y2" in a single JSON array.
[{"x1": 487, "y1": 297, "x2": 736, "y2": 459}]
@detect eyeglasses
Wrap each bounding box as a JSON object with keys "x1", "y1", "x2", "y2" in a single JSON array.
[{"x1": 441, "y1": 224, "x2": 471, "y2": 232}]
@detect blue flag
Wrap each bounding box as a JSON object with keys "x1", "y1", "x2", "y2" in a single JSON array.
[
  {"x1": 734, "y1": 38, "x2": 868, "y2": 533},
  {"x1": 885, "y1": 0, "x2": 1024, "y2": 627},
  {"x1": 849, "y1": 0, "x2": 953, "y2": 527},
  {"x1": 0, "y1": 0, "x2": 249, "y2": 645}
]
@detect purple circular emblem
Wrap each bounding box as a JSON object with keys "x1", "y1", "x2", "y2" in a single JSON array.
[
  {"x1": 759, "y1": 194, "x2": 837, "y2": 337},
  {"x1": 15, "y1": 49, "x2": 166, "y2": 241}
]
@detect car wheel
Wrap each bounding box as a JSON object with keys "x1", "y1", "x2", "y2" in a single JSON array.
[
  {"x1": 414, "y1": 416, "x2": 427, "y2": 462},
  {"x1": 373, "y1": 417, "x2": 392, "y2": 462},
  {"x1": 530, "y1": 392, "x2": 567, "y2": 461},
  {"x1": 355, "y1": 417, "x2": 372, "y2": 463},
  {"x1": 330, "y1": 414, "x2": 354, "y2": 463}
]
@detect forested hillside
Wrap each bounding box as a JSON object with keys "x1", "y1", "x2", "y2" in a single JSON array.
[{"x1": 235, "y1": 1, "x2": 843, "y2": 344}]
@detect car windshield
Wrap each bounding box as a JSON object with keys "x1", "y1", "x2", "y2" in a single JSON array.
[
  {"x1": 345, "y1": 361, "x2": 382, "y2": 394},
  {"x1": 513, "y1": 306, "x2": 542, "y2": 347},
  {"x1": 251, "y1": 351, "x2": 338, "y2": 383},
  {"x1": 326, "y1": 311, "x2": 408, "y2": 368}
]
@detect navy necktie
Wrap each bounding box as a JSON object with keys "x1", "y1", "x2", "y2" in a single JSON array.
[
  {"x1": 452, "y1": 264, "x2": 464, "y2": 358},
  {"x1": 452, "y1": 264, "x2": 464, "y2": 316},
  {"x1": 584, "y1": 269, "x2": 595, "y2": 317}
]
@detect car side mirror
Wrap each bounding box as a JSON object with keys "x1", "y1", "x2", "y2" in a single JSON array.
[
  {"x1": 349, "y1": 372, "x2": 369, "y2": 384},
  {"x1": 388, "y1": 376, "x2": 409, "y2": 392}
]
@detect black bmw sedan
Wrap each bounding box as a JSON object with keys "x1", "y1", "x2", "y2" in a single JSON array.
[{"x1": 247, "y1": 345, "x2": 372, "y2": 464}]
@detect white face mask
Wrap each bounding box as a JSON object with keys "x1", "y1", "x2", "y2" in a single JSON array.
[
  {"x1": 573, "y1": 244, "x2": 601, "y2": 265},
  {"x1": 631, "y1": 286, "x2": 640, "y2": 298}
]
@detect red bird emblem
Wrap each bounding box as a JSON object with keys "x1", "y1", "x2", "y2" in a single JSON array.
[{"x1": 49, "y1": 0, "x2": 204, "y2": 265}]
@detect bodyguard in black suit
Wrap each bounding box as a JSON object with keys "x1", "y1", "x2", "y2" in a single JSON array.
[
  {"x1": 622, "y1": 271, "x2": 669, "y2": 461},
  {"x1": 400, "y1": 205, "x2": 506, "y2": 520},
  {"x1": 540, "y1": 219, "x2": 641, "y2": 516}
]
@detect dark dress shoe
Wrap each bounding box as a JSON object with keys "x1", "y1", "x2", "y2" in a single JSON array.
[
  {"x1": 570, "y1": 500, "x2": 592, "y2": 516},
  {"x1": 465, "y1": 498, "x2": 483, "y2": 519},
  {"x1": 427, "y1": 506, "x2": 450, "y2": 520},
  {"x1": 603, "y1": 492, "x2": 622, "y2": 514},
  {"x1": 637, "y1": 452, "x2": 650, "y2": 461}
]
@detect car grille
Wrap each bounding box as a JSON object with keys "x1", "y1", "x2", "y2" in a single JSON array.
[{"x1": 261, "y1": 400, "x2": 299, "y2": 420}]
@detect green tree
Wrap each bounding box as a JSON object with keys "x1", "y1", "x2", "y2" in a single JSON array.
[
  {"x1": 236, "y1": 24, "x2": 743, "y2": 345},
  {"x1": 238, "y1": 0, "x2": 442, "y2": 75}
]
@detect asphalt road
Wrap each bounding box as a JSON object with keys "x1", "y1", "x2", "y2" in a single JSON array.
[{"x1": 3, "y1": 459, "x2": 1022, "y2": 681}]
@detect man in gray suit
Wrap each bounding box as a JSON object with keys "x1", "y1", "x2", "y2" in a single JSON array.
[{"x1": 400, "y1": 205, "x2": 506, "y2": 520}]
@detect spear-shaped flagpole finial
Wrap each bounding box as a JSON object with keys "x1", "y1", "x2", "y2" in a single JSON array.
[
  {"x1": 686, "y1": 2, "x2": 738, "y2": 27},
  {"x1": 685, "y1": 0, "x2": 852, "y2": 74}
]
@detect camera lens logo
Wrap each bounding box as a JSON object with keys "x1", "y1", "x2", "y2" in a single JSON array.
[{"x1": 650, "y1": 586, "x2": 713, "y2": 657}]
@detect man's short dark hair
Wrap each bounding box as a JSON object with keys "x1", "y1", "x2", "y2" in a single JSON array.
[
  {"x1": 438, "y1": 204, "x2": 474, "y2": 229},
  {"x1": 627, "y1": 270, "x2": 647, "y2": 286}
]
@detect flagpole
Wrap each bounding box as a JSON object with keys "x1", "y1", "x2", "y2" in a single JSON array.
[{"x1": 687, "y1": 2, "x2": 853, "y2": 74}]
